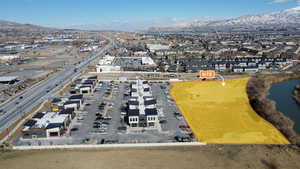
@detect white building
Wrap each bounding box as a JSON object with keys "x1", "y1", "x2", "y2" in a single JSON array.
[
  {"x1": 0, "y1": 55, "x2": 20, "y2": 61},
  {"x1": 147, "y1": 44, "x2": 170, "y2": 52},
  {"x1": 96, "y1": 55, "x2": 121, "y2": 73}
]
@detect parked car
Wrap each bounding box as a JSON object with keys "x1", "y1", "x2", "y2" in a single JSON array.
[
  {"x1": 71, "y1": 128, "x2": 78, "y2": 132},
  {"x1": 179, "y1": 125, "x2": 189, "y2": 129},
  {"x1": 94, "y1": 121, "x2": 101, "y2": 125},
  {"x1": 159, "y1": 120, "x2": 167, "y2": 124},
  {"x1": 103, "y1": 116, "x2": 112, "y2": 120},
  {"x1": 174, "y1": 136, "x2": 191, "y2": 142},
  {"x1": 99, "y1": 126, "x2": 108, "y2": 130},
  {"x1": 77, "y1": 116, "x2": 84, "y2": 120},
  {"x1": 93, "y1": 124, "x2": 100, "y2": 128},
  {"x1": 102, "y1": 121, "x2": 110, "y2": 125}
]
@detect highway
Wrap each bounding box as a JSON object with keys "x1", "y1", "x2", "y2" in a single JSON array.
[{"x1": 0, "y1": 35, "x2": 115, "y2": 134}]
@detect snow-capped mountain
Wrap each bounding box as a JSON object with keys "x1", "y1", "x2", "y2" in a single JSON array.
[
  {"x1": 150, "y1": 6, "x2": 300, "y2": 32},
  {"x1": 212, "y1": 6, "x2": 300, "y2": 27}
]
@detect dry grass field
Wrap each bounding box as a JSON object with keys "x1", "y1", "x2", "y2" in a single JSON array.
[
  {"x1": 0, "y1": 145, "x2": 299, "y2": 169},
  {"x1": 170, "y1": 77, "x2": 290, "y2": 144}
]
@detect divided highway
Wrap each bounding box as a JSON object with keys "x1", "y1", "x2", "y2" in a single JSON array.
[{"x1": 0, "y1": 35, "x2": 115, "y2": 134}]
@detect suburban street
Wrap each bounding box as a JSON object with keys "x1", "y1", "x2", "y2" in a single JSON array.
[{"x1": 0, "y1": 35, "x2": 115, "y2": 134}]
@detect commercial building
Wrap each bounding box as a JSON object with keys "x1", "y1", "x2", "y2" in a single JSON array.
[
  {"x1": 147, "y1": 44, "x2": 170, "y2": 52},
  {"x1": 96, "y1": 55, "x2": 121, "y2": 73},
  {"x1": 0, "y1": 76, "x2": 18, "y2": 85},
  {"x1": 22, "y1": 111, "x2": 73, "y2": 139},
  {"x1": 72, "y1": 76, "x2": 97, "y2": 95},
  {"x1": 125, "y1": 80, "x2": 159, "y2": 128}
]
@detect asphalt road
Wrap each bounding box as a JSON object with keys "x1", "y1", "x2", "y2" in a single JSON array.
[{"x1": 0, "y1": 35, "x2": 115, "y2": 134}]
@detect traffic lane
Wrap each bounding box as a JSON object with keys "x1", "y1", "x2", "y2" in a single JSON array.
[
  {"x1": 0, "y1": 70, "x2": 71, "y2": 114},
  {"x1": 0, "y1": 40, "x2": 114, "y2": 132},
  {"x1": 0, "y1": 44, "x2": 113, "y2": 129},
  {"x1": 2, "y1": 46, "x2": 95, "y2": 111},
  {"x1": 0, "y1": 69, "x2": 70, "y2": 110},
  {"x1": 0, "y1": 39, "x2": 111, "y2": 110},
  {"x1": 0, "y1": 70, "x2": 76, "y2": 129}
]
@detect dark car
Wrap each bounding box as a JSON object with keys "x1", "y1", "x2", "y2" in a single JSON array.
[
  {"x1": 71, "y1": 128, "x2": 78, "y2": 132},
  {"x1": 95, "y1": 117, "x2": 104, "y2": 121},
  {"x1": 94, "y1": 121, "x2": 101, "y2": 125},
  {"x1": 93, "y1": 125, "x2": 100, "y2": 128},
  {"x1": 159, "y1": 120, "x2": 167, "y2": 124},
  {"x1": 102, "y1": 121, "x2": 110, "y2": 125}
]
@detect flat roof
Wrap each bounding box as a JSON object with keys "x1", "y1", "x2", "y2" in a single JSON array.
[
  {"x1": 0, "y1": 76, "x2": 18, "y2": 82},
  {"x1": 33, "y1": 112, "x2": 68, "y2": 128},
  {"x1": 69, "y1": 94, "x2": 83, "y2": 100}
]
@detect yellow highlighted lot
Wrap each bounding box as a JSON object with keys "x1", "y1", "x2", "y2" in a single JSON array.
[{"x1": 170, "y1": 77, "x2": 290, "y2": 144}]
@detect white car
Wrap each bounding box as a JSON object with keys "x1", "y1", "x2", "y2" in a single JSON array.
[{"x1": 77, "y1": 116, "x2": 84, "y2": 120}]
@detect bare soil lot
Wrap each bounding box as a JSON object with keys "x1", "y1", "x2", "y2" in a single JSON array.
[
  {"x1": 170, "y1": 78, "x2": 289, "y2": 144},
  {"x1": 0, "y1": 145, "x2": 299, "y2": 169}
]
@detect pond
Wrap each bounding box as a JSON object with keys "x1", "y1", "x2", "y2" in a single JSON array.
[{"x1": 268, "y1": 80, "x2": 300, "y2": 135}]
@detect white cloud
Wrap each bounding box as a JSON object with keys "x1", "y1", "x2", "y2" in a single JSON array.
[
  {"x1": 270, "y1": 0, "x2": 300, "y2": 4},
  {"x1": 272, "y1": 0, "x2": 290, "y2": 3}
]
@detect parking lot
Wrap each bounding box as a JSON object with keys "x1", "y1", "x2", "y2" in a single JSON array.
[{"x1": 13, "y1": 80, "x2": 194, "y2": 146}]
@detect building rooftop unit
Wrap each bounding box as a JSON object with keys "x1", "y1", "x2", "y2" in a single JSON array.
[
  {"x1": 128, "y1": 100, "x2": 139, "y2": 106},
  {"x1": 128, "y1": 109, "x2": 140, "y2": 116},
  {"x1": 64, "y1": 100, "x2": 81, "y2": 105},
  {"x1": 45, "y1": 123, "x2": 64, "y2": 130},
  {"x1": 144, "y1": 99, "x2": 157, "y2": 106},
  {"x1": 59, "y1": 108, "x2": 75, "y2": 115},
  {"x1": 24, "y1": 120, "x2": 37, "y2": 127},
  {"x1": 69, "y1": 94, "x2": 83, "y2": 100},
  {"x1": 145, "y1": 108, "x2": 158, "y2": 116},
  {"x1": 32, "y1": 112, "x2": 45, "y2": 119}
]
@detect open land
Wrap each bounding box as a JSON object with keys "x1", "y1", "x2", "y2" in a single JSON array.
[
  {"x1": 170, "y1": 77, "x2": 290, "y2": 144},
  {"x1": 0, "y1": 145, "x2": 300, "y2": 169}
]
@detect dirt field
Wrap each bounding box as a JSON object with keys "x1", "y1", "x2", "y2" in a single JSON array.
[
  {"x1": 170, "y1": 77, "x2": 289, "y2": 144},
  {"x1": 0, "y1": 145, "x2": 299, "y2": 169},
  {"x1": 24, "y1": 45, "x2": 73, "y2": 58}
]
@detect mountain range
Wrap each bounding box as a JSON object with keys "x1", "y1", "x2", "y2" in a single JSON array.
[
  {"x1": 148, "y1": 6, "x2": 300, "y2": 32},
  {"x1": 1, "y1": 6, "x2": 300, "y2": 32},
  {"x1": 0, "y1": 20, "x2": 57, "y2": 32}
]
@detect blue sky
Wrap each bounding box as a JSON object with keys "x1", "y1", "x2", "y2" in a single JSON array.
[{"x1": 0, "y1": 0, "x2": 299, "y2": 29}]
